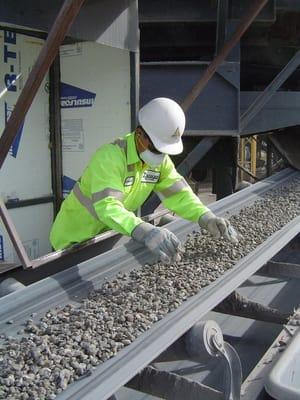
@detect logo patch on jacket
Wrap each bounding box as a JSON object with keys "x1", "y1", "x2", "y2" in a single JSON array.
[
  {"x1": 124, "y1": 176, "x2": 135, "y2": 186},
  {"x1": 141, "y1": 170, "x2": 160, "y2": 183}
]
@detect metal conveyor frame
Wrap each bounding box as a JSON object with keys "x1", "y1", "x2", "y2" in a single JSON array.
[{"x1": 0, "y1": 168, "x2": 299, "y2": 400}]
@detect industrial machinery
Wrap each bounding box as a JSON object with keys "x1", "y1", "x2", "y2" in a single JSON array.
[{"x1": 0, "y1": 1, "x2": 300, "y2": 400}]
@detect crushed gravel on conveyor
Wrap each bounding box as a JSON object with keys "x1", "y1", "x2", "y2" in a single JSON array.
[{"x1": 0, "y1": 178, "x2": 299, "y2": 399}]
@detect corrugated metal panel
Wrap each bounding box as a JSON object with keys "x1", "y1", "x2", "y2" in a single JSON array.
[{"x1": 0, "y1": 0, "x2": 139, "y2": 51}]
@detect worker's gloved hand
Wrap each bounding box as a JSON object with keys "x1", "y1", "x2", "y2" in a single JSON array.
[
  {"x1": 199, "y1": 211, "x2": 239, "y2": 244},
  {"x1": 132, "y1": 222, "x2": 182, "y2": 263}
]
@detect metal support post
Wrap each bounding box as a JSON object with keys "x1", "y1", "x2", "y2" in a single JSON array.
[
  {"x1": 49, "y1": 55, "x2": 63, "y2": 216},
  {"x1": 216, "y1": 0, "x2": 229, "y2": 53},
  {"x1": 0, "y1": 0, "x2": 85, "y2": 169},
  {"x1": 266, "y1": 137, "x2": 272, "y2": 177},
  {"x1": 239, "y1": 137, "x2": 245, "y2": 181},
  {"x1": 241, "y1": 309, "x2": 300, "y2": 400},
  {"x1": 0, "y1": 200, "x2": 32, "y2": 269},
  {"x1": 177, "y1": 137, "x2": 220, "y2": 177},
  {"x1": 250, "y1": 136, "x2": 257, "y2": 177}
]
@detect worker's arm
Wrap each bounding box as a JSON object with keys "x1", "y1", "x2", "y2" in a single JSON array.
[
  {"x1": 154, "y1": 157, "x2": 238, "y2": 243},
  {"x1": 86, "y1": 144, "x2": 143, "y2": 236},
  {"x1": 154, "y1": 156, "x2": 210, "y2": 222}
]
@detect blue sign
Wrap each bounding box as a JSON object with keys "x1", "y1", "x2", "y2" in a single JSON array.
[
  {"x1": 60, "y1": 82, "x2": 96, "y2": 108},
  {"x1": 62, "y1": 175, "x2": 76, "y2": 196}
]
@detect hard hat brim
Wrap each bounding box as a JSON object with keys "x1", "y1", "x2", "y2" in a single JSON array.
[{"x1": 151, "y1": 136, "x2": 183, "y2": 155}]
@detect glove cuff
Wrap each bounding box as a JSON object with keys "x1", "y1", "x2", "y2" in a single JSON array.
[
  {"x1": 131, "y1": 222, "x2": 154, "y2": 243},
  {"x1": 198, "y1": 211, "x2": 215, "y2": 229}
]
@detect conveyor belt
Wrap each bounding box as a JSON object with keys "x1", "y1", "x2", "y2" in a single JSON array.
[{"x1": 0, "y1": 168, "x2": 299, "y2": 400}]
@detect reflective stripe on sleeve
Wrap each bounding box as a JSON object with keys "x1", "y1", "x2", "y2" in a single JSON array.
[
  {"x1": 113, "y1": 138, "x2": 127, "y2": 150},
  {"x1": 155, "y1": 178, "x2": 189, "y2": 200},
  {"x1": 73, "y1": 183, "x2": 124, "y2": 220},
  {"x1": 92, "y1": 189, "x2": 124, "y2": 203},
  {"x1": 73, "y1": 183, "x2": 99, "y2": 220}
]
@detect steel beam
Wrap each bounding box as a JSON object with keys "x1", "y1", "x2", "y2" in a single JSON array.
[
  {"x1": 240, "y1": 91, "x2": 300, "y2": 134},
  {"x1": 0, "y1": 0, "x2": 85, "y2": 169},
  {"x1": 0, "y1": 200, "x2": 32, "y2": 269},
  {"x1": 139, "y1": 0, "x2": 274, "y2": 23},
  {"x1": 214, "y1": 291, "x2": 290, "y2": 324},
  {"x1": 240, "y1": 50, "x2": 300, "y2": 132},
  {"x1": 177, "y1": 137, "x2": 220, "y2": 177},
  {"x1": 241, "y1": 315, "x2": 300, "y2": 400},
  {"x1": 180, "y1": 0, "x2": 269, "y2": 112},
  {"x1": 140, "y1": 62, "x2": 240, "y2": 133},
  {"x1": 126, "y1": 366, "x2": 223, "y2": 400},
  {"x1": 216, "y1": 0, "x2": 229, "y2": 54},
  {"x1": 1, "y1": 1, "x2": 139, "y2": 51},
  {"x1": 49, "y1": 55, "x2": 63, "y2": 216},
  {"x1": 259, "y1": 260, "x2": 300, "y2": 279}
]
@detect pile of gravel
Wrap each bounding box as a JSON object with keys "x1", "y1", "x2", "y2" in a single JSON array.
[{"x1": 0, "y1": 179, "x2": 299, "y2": 399}]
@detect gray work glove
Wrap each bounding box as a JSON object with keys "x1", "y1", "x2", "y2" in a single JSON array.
[
  {"x1": 199, "y1": 211, "x2": 239, "y2": 244},
  {"x1": 132, "y1": 222, "x2": 181, "y2": 263}
]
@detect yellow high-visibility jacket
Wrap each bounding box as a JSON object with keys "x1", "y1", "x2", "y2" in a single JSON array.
[{"x1": 50, "y1": 132, "x2": 209, "y2": 250}]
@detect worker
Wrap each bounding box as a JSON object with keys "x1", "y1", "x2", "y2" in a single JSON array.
[{"x1": 50, "y1": 98, "x2": 238, "y2": 263}]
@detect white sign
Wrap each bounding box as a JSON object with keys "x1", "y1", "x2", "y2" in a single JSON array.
[{"x1": 62, "y1": 119, "x2": 85, "y2": 152}]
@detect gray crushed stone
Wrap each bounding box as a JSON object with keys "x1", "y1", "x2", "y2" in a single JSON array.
[{"x1": 0, "y1": 179, "x2": 299, "y2": 399}]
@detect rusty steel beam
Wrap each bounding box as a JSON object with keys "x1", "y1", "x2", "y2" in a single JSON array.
[
  {"x1": 0, "y1": 0, "x2": 85, "y2": 169},
  {"x1": 0, "y1": 200, "x2": 32, "y2": 269},
  {"x1": 180, "y1": 0, "x2": 269, "y2": 112}
]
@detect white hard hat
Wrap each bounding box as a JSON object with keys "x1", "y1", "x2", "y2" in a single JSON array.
[{"x1": 138, "y1": 97, "x2": 185, "y2": 155}]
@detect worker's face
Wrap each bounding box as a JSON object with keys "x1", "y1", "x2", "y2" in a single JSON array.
[
  {"x1": 135, "y1": 127, "x2": 165, "y2": 167},
  {"x1": 135, "y1": 127, "x2": 161, "y2": 154},
  {"x1": 135, "y1": 128, "x2": 148, "y2": 153}
]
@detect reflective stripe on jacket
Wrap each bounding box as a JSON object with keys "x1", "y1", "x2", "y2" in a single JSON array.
[{"x1": 50, "y1": 132, "x2": 209, "y2": 250}]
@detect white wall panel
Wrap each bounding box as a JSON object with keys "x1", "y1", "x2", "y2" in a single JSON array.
[
  {"x1": 0, "y1": 37, "x2": 132, "y2": 263},
  {"x1": 0, "y1": 30, "x2": 53, "y2": 263},
  {"x1": 0, "y1": 31, "x2": 51, "y2": 201},
  {"x1": 60, "y1": 42, "x2": 131, "y2": 193}
]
